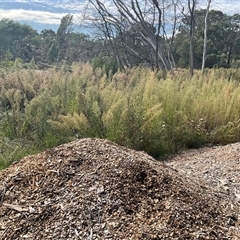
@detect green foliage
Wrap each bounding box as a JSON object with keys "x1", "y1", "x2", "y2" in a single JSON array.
[
  {"x1": 1, "y1": 64, "x2": 240, "y2": 169},
  {"x1": 48, "y1": 112, "x2": 90, "y2": 138},
  {"x1": 1, "y1": 9, "x2": 240, "y2": 71},
  {"x1": 210, "y1": 120, "x2": 240, "y2": 144},
  {"x1": 92, "y1": 55, "x2": 119, "y2": 76},
  {"x1": 0, "y1": 18, "x2": 39, "y2": 63},
  {"x1": 13, "y1": 58, "x2": 23, "y2": 69},
  {"x1": 0, "y1": 138, "x2": 38, "y2": 170},
  {"x1": 47, "y1": 41, "x2": 58, "y2": 63},
  {"x1": 174, "y1": 10, "x2": 240, "y2": 69},
  {"x1": 56, "y1": 14, "x2": 74, "y2": 61}
]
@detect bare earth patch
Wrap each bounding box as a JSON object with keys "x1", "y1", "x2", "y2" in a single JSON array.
[{"x1": 0, "y1": 138, "x2": 239, "y2": 239}]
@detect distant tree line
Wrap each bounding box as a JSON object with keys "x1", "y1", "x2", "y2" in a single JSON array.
[
  {"x1": 1, "y1": 2, "x2": 240, "y2": 73},
  {"x1": 86, "y1": 0, "x2": 240, "y2": 74},
  {"x1": 0, "y1": 14, "x2": 103, "y2": 69}
]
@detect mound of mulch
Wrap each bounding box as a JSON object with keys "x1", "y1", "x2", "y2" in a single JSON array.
[{"x1": 0, "y1": 138, "x2": 239, "y2": 239}]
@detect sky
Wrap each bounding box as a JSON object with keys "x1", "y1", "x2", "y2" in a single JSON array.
[
  {"x1": 0, "y1": 0, "x2": 89, "y2": 32},
  {"x1": 0, "y1": 0, "x2": 240, "y2": 33}
]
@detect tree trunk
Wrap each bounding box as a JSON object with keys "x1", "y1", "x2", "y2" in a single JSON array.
[
  {"x1": 88, "y1": 0, "x2": 174, "y2": 71},
  {"x1": 202, "y1": 0, "x2": 211, "y2": 73},
  {"x1": 189, "y1": 29, "x2": 194, "y2": 76},
  {"x1": 188, "y1": 0, "x2": 197, "y2": 76}
]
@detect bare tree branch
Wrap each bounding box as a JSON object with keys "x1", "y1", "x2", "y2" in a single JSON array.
[{"x1": 87, "y1": 0, "x2": 175, "y2": 71}]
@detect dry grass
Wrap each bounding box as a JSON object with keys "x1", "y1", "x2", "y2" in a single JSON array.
[{"x1": 1, "y1": 65, "x2": 240, "y2": 167}]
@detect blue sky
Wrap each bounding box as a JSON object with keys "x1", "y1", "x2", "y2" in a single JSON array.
[
  {"x1": 0, "y1": 0, "x2": 240, "y2": 33},
  {"x1": 0, "y1": 0, "x2": 88, "y2": 32}
]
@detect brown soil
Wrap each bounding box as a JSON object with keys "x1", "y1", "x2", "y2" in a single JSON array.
[{"x1": 0, "y1": 138, "x2": 239, "y2": 239}]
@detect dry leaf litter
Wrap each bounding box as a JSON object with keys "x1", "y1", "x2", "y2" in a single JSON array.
[{"x1": 0, "y1": 138, "x2": 239, "y2": 239}]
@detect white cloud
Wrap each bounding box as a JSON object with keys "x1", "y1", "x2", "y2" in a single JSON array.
[
  {"x1": 0, "y1": 8, "x2": 67, "y2": 25},
  {"x1": 0, "y1": 0, "x2": 239, "y2": 29},
  {"x1": 0, "y1": 0, "x2": 89, "y2": 12},
  {"x1": 0, "y1": 0, "x2": 90, "y2": 26},
  {"x1": 211, "y1": 0, "x2": 240, "y2": 15},
  {"x1": 1, "y1": 0, "x2": 240, "y2": 15},
  {"x1": 179, "y1": 0, "x2": 240, "y2": 15}
]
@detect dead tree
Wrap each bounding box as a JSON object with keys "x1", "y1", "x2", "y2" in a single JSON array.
[{"x1": 88, "y1": 0, "x2": 175, "y2": 71}]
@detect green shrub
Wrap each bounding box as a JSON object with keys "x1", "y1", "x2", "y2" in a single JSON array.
[
  {"x1": 92, "y1": 55, "x2": 119, "y2": 76},
  {"x1": 2, "y1": 64, "x2": 240, "y2": 168}
]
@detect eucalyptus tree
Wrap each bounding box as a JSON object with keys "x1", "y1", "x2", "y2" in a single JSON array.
[
  {"x1": 56, "y1": 14, "x2": 74, "y2": 62},
  {"x1": 0, "y1": 19, "x2": 40, "y2": 63},
  {"x1": 39, "y1": 29, "x2": 57, "y2": 63},
  {"x1": 188, "y1": 0, "x2": 198, "y2": 75},
  {"x1": 202, "y1": 0, "x2": 211, "y2": 73},
  {"x1": 87, "y1": 0, "x2": 178, "y2": 71},
  {"x1": 180, "y1": 0, "x2": 198, "y2": 75},
  {"x1": 198, "y1": 10, "x2": 240, "y2": 67},
  {"x1": 224, "y1": 13, "x2": 240, "y2": 66},
  {"x1": 173, "y1": 9, "x2": 240, "y2": 69},
  {"x1": 65, "y1": 32, "x2": 97, "y2": 63}
]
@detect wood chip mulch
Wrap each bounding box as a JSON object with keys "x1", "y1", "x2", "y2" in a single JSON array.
[{"x1": 0, "y1": 138, "x2": 239, "y2": 239}]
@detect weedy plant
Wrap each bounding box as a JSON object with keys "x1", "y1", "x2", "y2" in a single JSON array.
[{"x1": 1, "y1": 64, "x2": 240, "y2": 168}]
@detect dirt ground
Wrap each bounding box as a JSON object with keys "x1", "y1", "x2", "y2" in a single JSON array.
[{"x1": 0, "y1": 138, "x2": 239, "y2": 239}]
